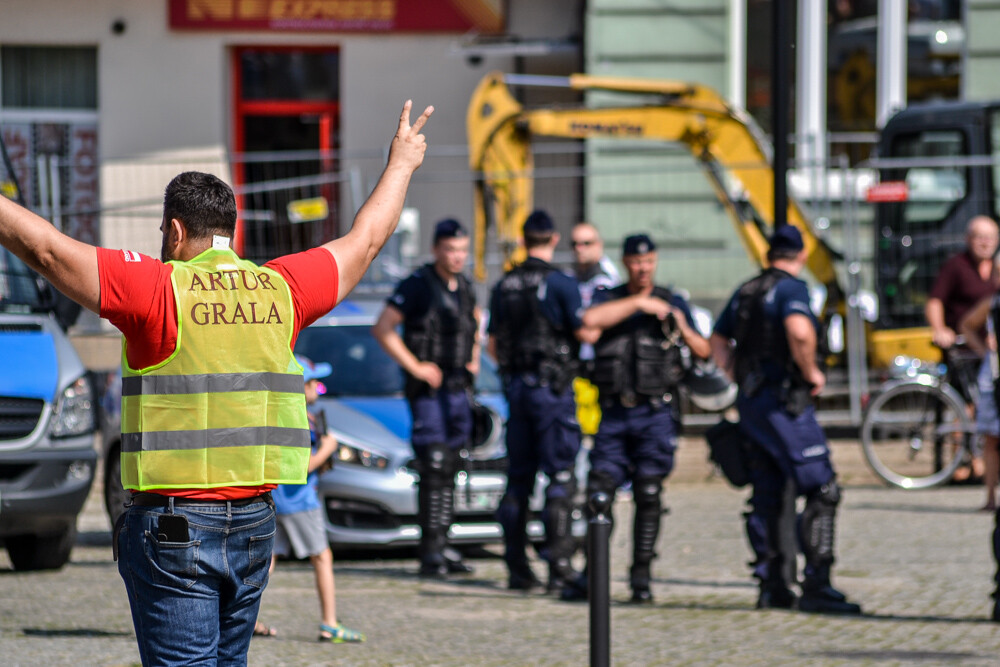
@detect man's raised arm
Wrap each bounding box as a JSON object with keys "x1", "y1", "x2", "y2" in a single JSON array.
[
  {"x1": 0, "y1": 196, "x2": 100, "y2": 314},
  {"x1": 324, "y1": 100, "x2": 434, "y2": 303}
]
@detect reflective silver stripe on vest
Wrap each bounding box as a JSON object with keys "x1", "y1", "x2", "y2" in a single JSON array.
[
  {"x1": 121, "y1": 426, "x2": 311, "y2": 452},
  {"x1": 122, "y1": 372, "x2": 305, "y2": 397}
]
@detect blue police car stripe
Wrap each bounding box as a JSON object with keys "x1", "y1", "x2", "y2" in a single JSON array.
[
  {"x1": 338, "y1": 397, "x2": 412, "y2": 440},
  {"x1": 121, "y1": 372, "x2": 305, "y2": 396},
  {"x1": 121, "y1": 426, "x2": 312, "y2": 452},
  {"x1": 0, "y1": 331, "x2": 58, "y2": 401}
]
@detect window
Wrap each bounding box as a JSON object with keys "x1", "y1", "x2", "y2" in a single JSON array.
[
  {"x1": 0, "y1": 46, "x2": 99, "y2": 245},
  {"x1": 239, "y1": 50, "x2": 339, "y2": 102},
  {"x1": 1, "y1": 46, "x2": 98, "y2": 110},
  {"x1": 891, "y1": 129, "x2": 966, "y2": 227},
  {"x1": 879, "y1": 128, "x2": 967, "y2": 327}
]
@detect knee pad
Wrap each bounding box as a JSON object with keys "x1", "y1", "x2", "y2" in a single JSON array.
[
  {"x1": 633, "y1": 476, "x2": 664, "y2": 511},
  {"x1": 546, "y1": 468, "x2": 577, "y2": 502},
  {"x1": 586, "y1": 468, "x2": 618, "y2": 502},
  {"x1": 800, "y1": 479, "x2": 841, "y2": 565},
  {"x1": 420, "y1": 442, "x2": 458, "y2": 482}
]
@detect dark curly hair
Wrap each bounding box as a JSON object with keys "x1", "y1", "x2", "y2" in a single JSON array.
[{"x1": 162, "y1": 172, "x2": 237, "y2": 240}]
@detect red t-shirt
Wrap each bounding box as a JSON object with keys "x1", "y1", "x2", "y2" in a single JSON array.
[
  {"x1": 929, "y1": 251, "x2": 998, "y2": 330},
  {"x1": 98, "y1": 246, "x2": 339, "y2": 500}
]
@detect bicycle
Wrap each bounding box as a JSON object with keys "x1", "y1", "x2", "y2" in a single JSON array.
[{"x1": 860, "y1": 348, "x2": 980, "y2": 490}]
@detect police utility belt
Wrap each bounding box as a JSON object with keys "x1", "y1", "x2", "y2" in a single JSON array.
[{"x1": 601, "y1": 391, "x2": 672, "y2": 409}]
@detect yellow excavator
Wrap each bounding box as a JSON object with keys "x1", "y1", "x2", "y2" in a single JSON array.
[{"x1": 466, "y1": 71, "x2": 937, "y2": 373}]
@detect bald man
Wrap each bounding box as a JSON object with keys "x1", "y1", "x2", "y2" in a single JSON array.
[
  {"x1": 926, "y1": 215, "x2": 1000, "y2": 351},
  {"x1": 926, "y1": 215, "x2": 1000, "y2": 482}
]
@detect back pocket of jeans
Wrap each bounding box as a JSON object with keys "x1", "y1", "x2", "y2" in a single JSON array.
[
  {"x1": 244, "y1": 529, "x2": 275, "y2": 589},
  {"x1": 144, "y1": 530, "x2": 200, "y2": 589}
]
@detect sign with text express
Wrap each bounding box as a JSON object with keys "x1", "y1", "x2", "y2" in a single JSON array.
[{"x1": 169, "y1": 0, "x2": 504, "y2": 33}]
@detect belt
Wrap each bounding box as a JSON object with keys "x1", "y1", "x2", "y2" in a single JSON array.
[
  {"x1": 602, "y1": 393, "x2": 671, "y2": 409},
  {"x1": 128, "y1": 492, "x2": 273, "y2": 508}
]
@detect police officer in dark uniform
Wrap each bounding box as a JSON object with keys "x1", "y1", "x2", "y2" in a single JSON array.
[
  {"x1": 710, "y1": 225, "x2": 861, "y2": 614},
  {"x1": 488, "y1": 210, "x2": 598, "y2": 591},
  {"x1": 564, "y1": 234, "x2": 711, "y2": 603},
  {"x1": 373, "y1": 218, "x2": 479, "y2": 578}
]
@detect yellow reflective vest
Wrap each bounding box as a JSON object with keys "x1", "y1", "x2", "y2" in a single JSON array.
[{"x1": 120, "y1": 247, "x2": 310, "y2": 490}]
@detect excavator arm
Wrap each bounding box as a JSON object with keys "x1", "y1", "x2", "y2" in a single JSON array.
[{"x1": 467, "y1": 71, "x2": 844, "y2": 316}]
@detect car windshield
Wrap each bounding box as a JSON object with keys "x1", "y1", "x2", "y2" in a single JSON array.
[
  {"x1": 0, "y1": 247, "x2": 43, "y2": 312},
  {"x1": 295, "y1": 324, "x2": 502, "y2": 397}
]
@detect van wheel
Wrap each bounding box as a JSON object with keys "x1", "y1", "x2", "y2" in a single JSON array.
[
  {"x1": 104, "y1": 444, "x2": 128, "y2": 527},
  {"x1": 6, "y1": 526, "x2": 76, "y2": 571}
]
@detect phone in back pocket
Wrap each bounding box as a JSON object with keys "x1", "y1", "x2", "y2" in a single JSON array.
[{"x1": 157, "y1": 514, "x2": 190, "y2": 542}]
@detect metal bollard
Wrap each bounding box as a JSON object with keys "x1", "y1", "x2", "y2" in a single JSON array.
[{"x1": 588, "y1": 491, "x2": 612, "y2": 667}]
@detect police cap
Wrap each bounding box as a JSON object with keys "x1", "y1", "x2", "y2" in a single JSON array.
[
  {"x1": 433, "y1": 218, "x2": 468, "y2": 244},
  {"x1": 622, "y1": 233, "x2": 656, "y2": 256},
  {"x1": 768, "y1": 225, "x2": 804, "y2": 252},
  {"x1": 522, "y1": 210, "x2": 555, "y2": 234}
]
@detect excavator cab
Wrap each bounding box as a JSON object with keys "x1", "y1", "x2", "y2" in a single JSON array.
[{"x1": 874, "y1": 101, "x2": 1000, "y2": 331}]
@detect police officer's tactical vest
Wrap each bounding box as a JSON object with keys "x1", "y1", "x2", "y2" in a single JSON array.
[
  {"x1": 493, "y1": 259, "x2": 578, "y2": 390},
  {"x1": 119, "y1": 248, "x2": 310, "y2": 491},
  {"x1": 731, "y1": 267, "x2": 796, "y2": 385},
  {"x1": 402, "y1": 264, "x2": 477, "y2": 385},
  {"x1": 592, "y1": 285, "x2": 685, "y2": 399}
]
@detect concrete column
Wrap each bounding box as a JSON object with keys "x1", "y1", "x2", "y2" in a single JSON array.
[
  {"x1": 796, "y1": 0, "x2": 827, "y2": 192},
  {"x1": 728, "y1": 0, "x2": 746, "y2": 108},
  {"x1": 877, "y1": 0, "x2": 907, "y2": 127}
]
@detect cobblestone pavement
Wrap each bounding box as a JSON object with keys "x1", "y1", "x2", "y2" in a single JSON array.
[{"x1": 2, "y1": 437, "x2": 1000, "y2": 666}]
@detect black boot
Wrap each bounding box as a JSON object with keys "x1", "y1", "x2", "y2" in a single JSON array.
[
  {"x1": 630, "y1": 563, "x2": 654, "y2": 604},
  {"x1": 800, "y1": 565, "x2": 861, "y2": 615},
  {"x1": 630, "y1": 477, "x2": 664, "y2": 605},
  {"x1": 560, "y1": 571, "x2": 589, "y2": 602},
  {"x1": 442, "y1": 546, "x2": 474, "y2": 575},
  {"x1": 756, "y1": 579, "x2": 797, "y2": 609},
  {"x1": 508, "y1": 560, "x2": 543, "y2": 590},
  {"x1": 544, "y1": 492, "x2": 580, "y2": 593},
  {"x1": 417, "y1": 479, "x2": 446, "y2": 578},
  {"x1": 497, "y1": 493, "x2": 537, "y2": 589},
  {"x1": 418, "y1": 445, "x2": 470, "y2": 578}
]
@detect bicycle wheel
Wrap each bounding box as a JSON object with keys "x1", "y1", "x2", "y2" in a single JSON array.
[{"x1": 860, "y1": 379, "x2": 972, "y2": 489}]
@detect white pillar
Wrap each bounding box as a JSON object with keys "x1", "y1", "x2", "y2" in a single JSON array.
[
  {"x1": 728, "y1": 0, "x2": 746, "y2": 108},
  {"x1": 877, "y1": 0, "x2": 907, "y2": 128},
  {"x1": 796, "y1": 0, "x2": 827, "y2": 183}
]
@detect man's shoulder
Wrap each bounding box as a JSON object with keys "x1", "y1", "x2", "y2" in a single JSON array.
[
  {"x1": 773, "y1": 273, "x2": 808, "y2": 295},
  {"x1": 546, "y1": 267, "x2": 577, "y2": 288},
  {"x1": 589, "y1": 283, "x2": 623, "y2": 305}
]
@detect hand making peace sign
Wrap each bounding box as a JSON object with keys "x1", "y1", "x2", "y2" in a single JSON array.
[{"x1": 388, "y1": 99, "x2": 434, "y2": 173}]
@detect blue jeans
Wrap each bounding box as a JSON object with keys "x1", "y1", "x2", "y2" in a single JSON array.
[{"x1": 116, "y1": 498, "x2": 275, "y2": 666}]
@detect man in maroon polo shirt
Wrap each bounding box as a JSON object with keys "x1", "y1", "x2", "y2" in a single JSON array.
[{"x1": 926, "y1": 215, "x2": 1000, "y2": 481}]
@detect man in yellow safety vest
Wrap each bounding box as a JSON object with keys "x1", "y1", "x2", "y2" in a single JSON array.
[{"x1": 0, "y1": 100, "x2": 432, "y2": 665}]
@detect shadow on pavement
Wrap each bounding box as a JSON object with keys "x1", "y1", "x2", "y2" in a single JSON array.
[
  {"x1": 852, "y1": 502, "x2": 987, "y2": 514},
  {"x1": 77, "y1": 530, "x2": 112, "y2": 547},
  {"x1": 656, "y1": 577, "x2": 756, "y2": 590},
  {"x1": 808, "y1": 649, "x2": 983, "y2": 661},
  {"x1": 23, "y1": 628, "x2": 132, "y2": 638}
]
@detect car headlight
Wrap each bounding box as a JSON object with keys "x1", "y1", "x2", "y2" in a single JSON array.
[
  {"x1": 333, "y1": 435, "x2": 390, "y2": 470},
  {"x1": 49, "y1": 375, "x2": 96, "y2": 439}
]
